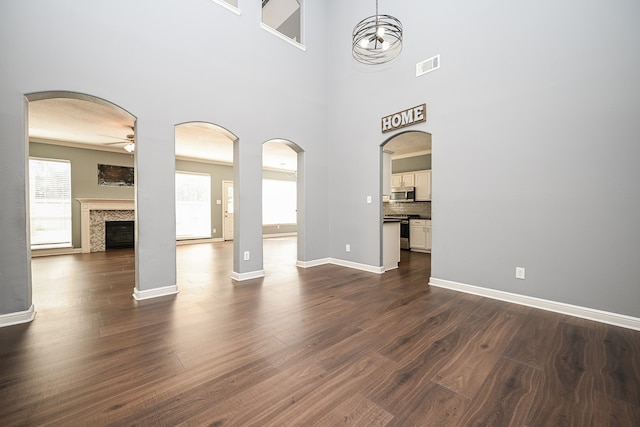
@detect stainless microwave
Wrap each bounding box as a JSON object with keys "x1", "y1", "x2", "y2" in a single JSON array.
[{"x1": 390, "y1": 187, "x2": 415, "y2": 202}]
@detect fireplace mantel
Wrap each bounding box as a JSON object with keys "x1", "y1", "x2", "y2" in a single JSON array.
[{"x1": 77, "y1": 198, "x2": 135, "y2": 253}]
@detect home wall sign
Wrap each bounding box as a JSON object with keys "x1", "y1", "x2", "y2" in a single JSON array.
[{"x1": 381, "y1": 103, "x2": 426, "y2": 133}]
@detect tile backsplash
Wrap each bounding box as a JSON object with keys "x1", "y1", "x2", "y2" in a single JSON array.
[{"x1": 384, "y1": 201, "x2": 431, "y2": 218}]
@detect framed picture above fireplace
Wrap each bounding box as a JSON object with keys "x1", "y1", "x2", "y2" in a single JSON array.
[{"x1": 98, "y1": 164, "x2": 134, "y2": 187}]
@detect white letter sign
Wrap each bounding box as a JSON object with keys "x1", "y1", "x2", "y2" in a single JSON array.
[{"x1": 381, "y1": 103, "x2": 426, "y2": 133}]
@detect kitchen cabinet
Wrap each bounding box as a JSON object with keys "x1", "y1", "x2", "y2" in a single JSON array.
[
  {"x1": 414, "y1": 170, "x2": 432, "y2": 201},
  {"x1": 383, "y1": 220, "x2": 401, "y2": 271},
  {"x1": 392, "y1": 173, "x2": 415, "y2": 188},
  {"x1": 410, "y1": 219, "x2": 431, "y2": 252}
]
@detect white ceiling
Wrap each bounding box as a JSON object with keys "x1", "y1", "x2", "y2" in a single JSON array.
[
  {"x1": 384, "y1": 131, "x2": 432, "y2": 157},
  {"x1": 28, "y1": 97, "x2": 430, "y2": 171}
]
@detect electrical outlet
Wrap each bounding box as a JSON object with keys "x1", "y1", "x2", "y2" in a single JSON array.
[
  {"x1": 515, "y1": 267, "x2": 526, "y2": 280},
  {"x1": 366, "y1": 195, "x2": 372, "y2": 204},
  {"x1": 212, "y1": 228, "x2": 216, "y2": 234},
  {"x1": 345, "y1": 244, "x2": 351, "y2": 252},
  {"x1": 244, "y1": 251, "x2": 250, "y2": 261}
]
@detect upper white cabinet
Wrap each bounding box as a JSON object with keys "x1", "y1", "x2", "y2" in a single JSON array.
[
  {"x1": 391, "y1": 169, "x2": 431, "y2": 200},
  {"x1": 392, "y1": 173, "x2": 415, "y2": 188},
  {"x1": 414, "y1": 170, "x2": 432, "y2": 201}
]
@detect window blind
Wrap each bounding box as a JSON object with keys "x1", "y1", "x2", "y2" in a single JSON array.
[
  {"x1": 29, "y1": 158, "x2": 72, "y2": 247},
  {"x1": 175, "y1": 171, "x2": 211, "y2": 239}
]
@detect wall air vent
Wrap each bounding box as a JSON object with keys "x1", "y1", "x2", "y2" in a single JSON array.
[{"x1": 416, "y1": 55, "x2": 440, "y2": 77}]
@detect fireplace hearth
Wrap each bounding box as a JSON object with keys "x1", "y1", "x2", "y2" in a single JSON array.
[
  {"x1": 105, "y1": 221, "x2": 135, "y2": 250},
  {"x1": 77, "y1": 199, "x2": 134, "y2": 253}
]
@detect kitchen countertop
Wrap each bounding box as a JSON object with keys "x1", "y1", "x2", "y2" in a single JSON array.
[
  {"x1": 383, "y1": 216, "x2": 431, "y2": 221},
  {"x1": 383, "y1": 218, "x2": 403, "y2": 223}
]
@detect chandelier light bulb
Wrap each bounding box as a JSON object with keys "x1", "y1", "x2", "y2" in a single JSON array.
[{"x1": 352, "y1": 0, "x2": 403, "y2": 65}]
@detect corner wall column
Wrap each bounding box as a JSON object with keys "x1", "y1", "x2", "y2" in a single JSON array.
[
  {"x1": 132, "y1": 119, "x2": 178, "y2": 300},
  {"x1": 0, "y1": 93, "x2": 34, "y2": 326}
]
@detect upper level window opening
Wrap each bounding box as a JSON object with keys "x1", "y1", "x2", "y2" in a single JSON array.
[
  {"x1": 211, "y1": 0, "x2": 240, "y2": 15},
  {"x1": 262, "y1": 0, "x2": 304, "y2": 47}
]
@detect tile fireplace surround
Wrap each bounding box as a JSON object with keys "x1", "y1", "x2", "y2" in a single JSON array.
[{"x1": 76, "y1": 198, "x2": 134, "y2": 253}]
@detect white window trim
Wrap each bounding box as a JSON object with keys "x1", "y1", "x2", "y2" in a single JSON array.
[
  {"x1": 210, "y1": 0, "x2": 241, "y2": 16},
  {"x1": 175, "y1": 170, "x2": 212, "y2": 241},
  {"x1": 29, "y1": 156, "x2": 73, "y2": 249},
  {"x1": 262, "y1": 178, "x2": 297, "y2": 225},
  {"x1": 260, "y1": 23, "x2": 306, "y2": 51}
]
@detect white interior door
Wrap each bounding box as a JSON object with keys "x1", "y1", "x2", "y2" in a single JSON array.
[{"x1": 223, "y1": 180, "x2": 234, "y2": 241}]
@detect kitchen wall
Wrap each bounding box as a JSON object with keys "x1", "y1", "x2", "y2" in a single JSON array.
[
  {"x1": 384, "y1": 201, "x2": 431, "y2": 219},
  {"x1": 392, "y1": 154, "x2": 431, "y2": 174}
]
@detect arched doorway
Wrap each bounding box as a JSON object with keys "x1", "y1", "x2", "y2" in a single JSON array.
[
  {"x1": 27, "y1": 91, "x2": 137, "y2": 309},
  {"x1": 380, "y1": 130, "x2": 432, "y2": 272},
  {"x1": 174, "y1": 121, "x2": 238, "y2": 287},
  {"x1": 261, "y1": 139, "x2": 304, "y2": 274}
]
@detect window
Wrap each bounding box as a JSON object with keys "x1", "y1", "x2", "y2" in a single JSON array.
[
  {"x1": 262, "y1": 179, "x2": 296, "y2": 225},
  {"x1": 175, "y1": 172, "x2": 211, "y2": 239},
  {"x1": 29, "y1": 158, "x2": 72, "y2": 248},
  {"x1": 262, "y1": 0, "x2": 303, "y2": 45},
  {"x1": 211, "y1": 0, "x2": 240, "y2": 15}
]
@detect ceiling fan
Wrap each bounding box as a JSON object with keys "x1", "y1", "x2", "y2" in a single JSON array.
[{"x1": 101, "y1": 127, "x2": 135, "y2": 153}]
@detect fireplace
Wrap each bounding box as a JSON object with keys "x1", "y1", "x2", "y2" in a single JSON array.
[
  {"x1": 105, "y1": 221, "x2": 135, "y2": 250},
  {"x1": 76, "y1": 198, "x2": 135, "y2": 253}
]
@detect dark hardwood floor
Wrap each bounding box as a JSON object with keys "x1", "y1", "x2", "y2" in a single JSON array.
[{"x1": 1, "y1": 237, "x2": 639, "y2": 426}]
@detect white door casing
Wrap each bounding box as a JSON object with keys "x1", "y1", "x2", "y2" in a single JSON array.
[{"x1": 223, "y1": 180, "x2": 234, "y2": 241}]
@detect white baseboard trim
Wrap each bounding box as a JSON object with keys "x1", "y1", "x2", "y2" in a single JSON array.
[
  {"x1": 176, "y1": 237, "x2": 224, "y2": 245},
  {"x1": 32, "y1": 247, "x2": 83, "y2": 257},
  {"x1": 263, "y1": 232, "x2": 298, "y2": 238},
  {"x1": 296, "y1": 258, "x2": 331, "y2": 268},
  {"x1": 132, "y1": 285, "x2": 179, "y2": 301},
  {"x1": 329, "y1": 258, "x2": 384, "y2": 274},
  {"x1": 231, "y1": 270, "x2": 266, "y2": 281},
  {"x1": 429, "y1": 277, "x2": 640, "y2": 331},
  {"x1": 296, "y1": 257, "x2": 384, "y2": 274},
  {"x1": 0, "y1": 305, "x2": 36, "y2": 327}
]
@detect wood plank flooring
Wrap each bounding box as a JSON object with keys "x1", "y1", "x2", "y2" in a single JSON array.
[{"x1": 1, "y1": 237, "x2": 639, "y2": 426}]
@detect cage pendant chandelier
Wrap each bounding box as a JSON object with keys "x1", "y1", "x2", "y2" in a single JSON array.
[{"x1": 352, "y1": 0, "x2": 403, "y2": 65}]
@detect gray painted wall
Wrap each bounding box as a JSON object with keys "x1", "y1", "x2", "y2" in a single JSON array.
[
  {"x1": 0, "y1": 0, "x2": 329, "y2": 315},
  {"x1": 1, "y1": 1, "x2": 639, "y2": 321},
  {"x1": 328, "y1": 0, "x2": 640, "y2": 317},
  {"x1": 28, "y1": 143, "x2": 295, "y2": 248},
  {"x1": 29, "y1": 142, "x2": 135, "y2": 248}
]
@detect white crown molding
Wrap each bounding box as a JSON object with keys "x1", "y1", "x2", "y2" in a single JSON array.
[{"x1": 391, "y1": 150, "x2": 432, "y2": 160}]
